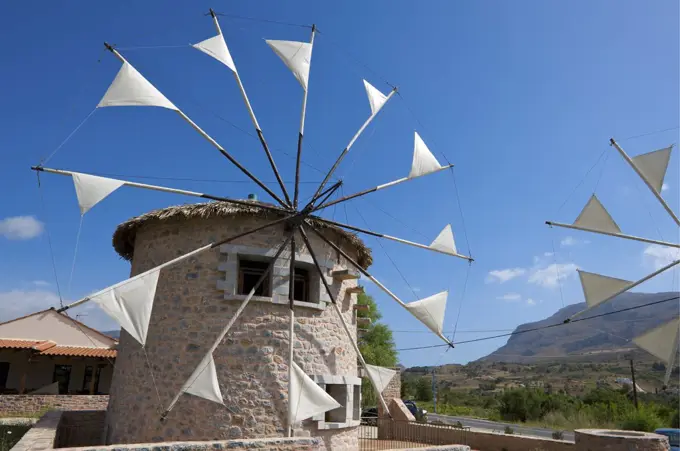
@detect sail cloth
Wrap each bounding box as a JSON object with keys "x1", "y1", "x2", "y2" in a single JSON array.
[
  {"x1": 193, "y1": 34, "x2": 237, "y2": 73},
  {"x1": 429, "y1": 224, "x2": 457, "y2": 255},
  {"x1": 363, "y1": 80, "x2": 388, "y2": 115},
  {"x1": 404, "y1": 291, "x2": 448, "y2": 335},
  {"x1": 98, "y1": 62, "x2": 177, "y2": 110},
  {"x1": 578, "y1": 270, "x2": 632, "y2": 308},
  {"x1": 182, "y1": 353, "x2": 223, "y2": 405},
  {"x1": 573, "y1": 195, "x2": 621, "y2": 234},
  {"x1": 633, "y1": 318, "x2": 680, "y2": 364},
  {"x1": 89, "y1": 269, "x2": 160, "y2": 346},
  {"x1": 265, "y1": 40, "x2": 313, "y2": 91},
  {"x1": 365, "y1": 364, "x2": 397, "y2": 394},
  {"x1": 409, "y1": 132, "x2": 443, "y2": 178},
  {"x1": 289, "y1": 361, "x2": 341, "y2": 425},
  {"x1": 631, "y1": 146, "x2": 673, "y2": 194},
  {"x1": 72, "y1": 173, "x2": 125, "y2": 215}
]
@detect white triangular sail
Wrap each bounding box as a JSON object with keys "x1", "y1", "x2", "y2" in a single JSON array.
[
  {"x1": 365, "y1": 364, "x2": 397, "y2": 394},
  {"x1": 633, "y1": 318, "x2": 680, "y2": 364},
  {"x1": 89, "y1": 269, "x2": 160, "y2": 346},
  {"x1": 409, "y1": 132, "x2": 442, "y2": 178},
  {"x1": 363, "y1": 80, "x2": 388, "y2": 115},
  {"x1": 578, "y1": 270, "x2": 633, "y2": 308},
  {"x1": 265, "y1": 40, "x2": 313, "y2": 91},
  {"x1": 98, "y1": 62, "x2": 177, "y2": 110},
  {"x1": 631, "y1": 147, "x2": 672, "y2": 194},
  {"x1": 429, "y1": 224, "x2": 457, "y2": 255},
  {"x1": 289, "y1": 361, "x2": 340, "y2": 424},
  {"x1": 182, "y1": 353, "x2": 223, "y2": 405},
  {"x1": 573, "y1": 195, "x2": 621, "y2": 234},
  {"x1": 72, "y1": 173, "x2": 125, "y2": 215},
  {"x1": 405, "y1": 291, "x2": 448, "y2": 335},
  {"x1": 193, "y1": 34, "x2": 237, "y2": 73}
]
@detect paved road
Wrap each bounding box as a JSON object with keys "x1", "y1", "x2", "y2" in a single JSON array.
[{"x1": 427, "y1": 413, "x2": 575, "y2": 442}]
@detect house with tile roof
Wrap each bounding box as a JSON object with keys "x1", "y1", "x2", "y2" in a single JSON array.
[{"x1": 0, "y1": 309, "x2": 117, "y2": 395}]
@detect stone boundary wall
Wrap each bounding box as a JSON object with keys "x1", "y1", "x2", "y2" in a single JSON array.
[
  {"x1": 0, "y1": 395, "x2": 109, "y2": 416},
  {"x1": 12, "y1": 411, "x2": 324, "y2": 451}
]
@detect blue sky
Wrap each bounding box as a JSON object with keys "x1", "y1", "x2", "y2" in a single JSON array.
[{"x1": 0, "y1": 1, "x2": 678, "y2": 367}]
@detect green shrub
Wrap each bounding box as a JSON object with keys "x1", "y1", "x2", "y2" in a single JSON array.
[
  {"x1": 619, "y1": 407, "x2": 663, "y2": 432},
  {"x1": 504, "y1": 426, "x2": 514, "y2": 434},
  {"x1": 552, "y1": 430, "x2": 564, "y2": 440}
]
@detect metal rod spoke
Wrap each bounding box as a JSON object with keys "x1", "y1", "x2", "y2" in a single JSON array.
[{"x1": 546, "y1": 221, "x2": 680, "y2": 249}]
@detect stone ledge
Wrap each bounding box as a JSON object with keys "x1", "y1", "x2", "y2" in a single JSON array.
[
  {"x1": 221, "y1": 294, "x2": 328, "y2": 311},
  {"x1": 310, "y1": 374, "x2": 361, "y2": 385},
  {"x1": 316, "y1": 419, "x2": 361, "y2": 430}
]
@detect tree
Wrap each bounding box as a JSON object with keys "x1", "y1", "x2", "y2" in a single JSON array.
[
  {"x1": 357, "y1": 291, "x2": 398, "y2": 406},
  {"x1": 414, "y1": 377, "x2": 433, "y2": 402}
]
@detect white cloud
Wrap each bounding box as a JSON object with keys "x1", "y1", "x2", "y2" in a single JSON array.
[
  {"x1": 560, "y1": 236, "x2": 589, "y2": 247},
  {"x1": 497, "y1": 293, "x2": 521, "y2": 301},
  {"x1": 486, "y1": 268, "x2": 527, "y2": 284},
  {"x1": 528, "y1": 263, "x2": 579, "y2": 288},
  {"x1": 0, "y1": 289, "x2": 116, "y2": 332},
  {"x1": 32, "y1": 280, "x2": 50, "y2": 287},
  {"x1": 643, "y1": 245, "x2": 680, "y2": 270},
  {"x1": 412, "y1": 287, "x2": 421, "y2": 293},
  {"x1": 0, "y1": 216, "x2": 44, "y2": 240},
  {"x1": 526, "y1": 298, "x2": 543, "y2": 306},
  {"x1": 544, "y1": 252, "x2": 554, "y2": 257},
  {"x1": 662, "y1": 183, "x2": 669, "y2": 192}
]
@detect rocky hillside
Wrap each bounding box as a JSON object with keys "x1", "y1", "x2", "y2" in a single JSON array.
[{"x1": 481, "y1": 291, "x2": 678, "y2": 363}]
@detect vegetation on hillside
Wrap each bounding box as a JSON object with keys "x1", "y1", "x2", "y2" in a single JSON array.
[{"x1": 357, "y1": 291, "x2": 398, "y2": 406}]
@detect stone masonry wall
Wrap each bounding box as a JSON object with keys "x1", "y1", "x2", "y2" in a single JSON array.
[
  {"x1": 0, "y1": 395, "x2": 109, "y2": 416},
  {"x1": 12, "y1": 411, "x2": 324, "y2": 451},
  {"x1": 105, "y1": 216, "x2": 362, "y2": 448}
]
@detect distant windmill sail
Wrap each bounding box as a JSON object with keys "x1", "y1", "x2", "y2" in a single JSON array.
[
  {"x1": 633, "y1": 318, "x2": 680, "y2": 363},
  {"x1": 578, "y1": 270, "x2": 633, "y2": 308},
  {"x1": 409, "y1": 132, "x2": 442, "y2": 178},
  {"x1": 72, "y1": 172, "x2": 125, "y2": 215},
  {"x1": 631, "y1": 147, "x2": 673, "y2": 194},
  {"x1": 266, "y1": 40, "x2": 313, "y2": 91},
  {"x1": 98, "y1": 62, "x2": 177, "y2": 110},
  {"x1": 89, "y1": 269, "x2": 160, "y2": 346},
  {"x1": 289, "y1": 361, "x2": 340, "y2": 424},
  {"x1": 365, "y1": 364, "x2": 397, "y2": 394},
  {"x1": 573, "y1": 195, "x2": 621, "y2": 234},
  {"x1": 405, "y1": 291, "x2": 448, "y2": 335},
  {"x1": 193, "y1": 34, "x2": 237, "y2": 73},
  {"x1": 182, "y1": 353, "x2": 223, "y2": 405},
  {"x1": 363, "y1": 80, "x2": 388, "y2": 115},
  {"x1": 429, "y1": 224, "x2": 457, "y2": 255}
]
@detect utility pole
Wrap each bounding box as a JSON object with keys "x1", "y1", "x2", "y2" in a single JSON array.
[{"x1": 629, "y1": 358, "x2": 639, "y2": 410}]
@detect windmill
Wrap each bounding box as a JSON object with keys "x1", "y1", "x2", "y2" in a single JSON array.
[
  {"x1": 546, "y1": 139, "x2": 679, "y2": 386},
  {"x1": 32, "y1": 9, "x2": 473, "y2": 436}
]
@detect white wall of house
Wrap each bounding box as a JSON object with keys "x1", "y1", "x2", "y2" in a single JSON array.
[
  {"x1": 0, "y1": 310, "x2": 115, "y2": 348},
  {"x1": 0, "y1": 350, "x2": 114, "y2": 394}
]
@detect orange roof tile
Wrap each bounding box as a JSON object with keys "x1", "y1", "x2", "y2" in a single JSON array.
[
  {"x1": 32, "y1": 340, "x2": 57, "y2": 352},
  {"x1": 0, "y1": 339, "x2": 41, "y2": 349},
  {"x1": 38, "y1": 346, "x2": 117, "y2": 358}
]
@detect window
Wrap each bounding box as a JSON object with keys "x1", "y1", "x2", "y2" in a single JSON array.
[
  {"x1": 53, "y1": 365, "x2": 72, "y2": 394},
  {"x1": 93, "y1": 364, "x2": 106, "y2": 394},
  {"x1": 325, "y1": 384, "x2": 349, "y2": 423},
  {"x1": 0, "y1": 362, "x2": 9, "y2": 390},
  {"x1": 238, "y1": 259, "x2": 271, "y2": 296},
  {"x1": 293, "y1": 267, "x2": 310, "y2": 302},
  {"x1": 82, "y1": 366, "x2": 93, "y2": 393}
]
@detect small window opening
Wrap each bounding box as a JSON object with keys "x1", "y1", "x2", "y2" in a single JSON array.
[
  {"x1": 294, "y1": 267, "x2": 310, "y2": 302},
  {"x1": 325, "y1": 384, "x2": 348, "y2": 422},
  {"x1": 238, "y1": 259, "x2": 272, "y2": 296}
]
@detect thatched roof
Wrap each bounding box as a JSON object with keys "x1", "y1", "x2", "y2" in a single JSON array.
[{"x1": 112, "y1": 201, "x2": 372, "y2": 268}]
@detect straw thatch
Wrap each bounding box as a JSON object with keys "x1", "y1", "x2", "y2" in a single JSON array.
[{"x1": 112, "y1": 201, "x2": 372, "y2": 268}]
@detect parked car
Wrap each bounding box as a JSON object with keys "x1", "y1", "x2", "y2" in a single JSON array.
[
  {"x1": 361, "y1": 407, "x2": 378, "y2": 426},
  {"x1": 403, "y1": 400, "x2": 427, "y2": 420},
  {"x1": 654, "y1": 428, "x2": 679, "y2": 451}
]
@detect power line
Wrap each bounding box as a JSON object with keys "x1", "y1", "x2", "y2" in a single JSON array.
[{"x1": 396, "y1": 295, "x2": 680, "y2": 351}]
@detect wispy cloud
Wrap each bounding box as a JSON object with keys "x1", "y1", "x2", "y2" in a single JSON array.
[
  {"x1": 32, "y1": 280, "x2": 50, "y2": 287},
  {"x1": 560, "y1": 236, "x2": 589, "y2": 247},
  {"x1": 643, "y1": 245, "x2": 680, "y2": 270},
  {"x1": 497, "y1": 293, "x2": 521, "y2": 301},
  {"x1": 528, "y1": 263, "x2": 579, "y2": 288},
  {"x1": 486, "y1": 268, "x2": 527, "y2": 284},
  {"x1": 0, "y1": 216, "x2": 44, "y2": 240},
  {"x1": 662, "y1": 183, "x2": 669, "y2": 192},
  {"x1": 526, "y1": 298, "x2": 543, "y2": 306}
]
